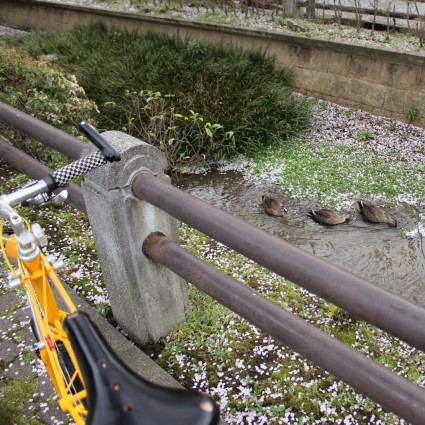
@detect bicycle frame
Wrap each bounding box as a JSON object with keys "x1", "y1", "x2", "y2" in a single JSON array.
[
  {"x1": 0, "y1": 122, "x2": 123, "y2": 424},
  {"x1": 1, "y1": 207, "x2": 88, "y2": 424}
]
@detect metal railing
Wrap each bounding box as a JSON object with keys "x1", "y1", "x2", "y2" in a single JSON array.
[
  {"x1": 142, "y1": 231, "x2": 425, "y2": 424},
  {"x1": 0, "y1": 101, "x2": 85, "y2": 159},
  {"x1": 1, "y1": 101, "x2": 425, "y2": 424},
  {"x1": 133, "y1": 172, "x2": 425, "y2": 351}
]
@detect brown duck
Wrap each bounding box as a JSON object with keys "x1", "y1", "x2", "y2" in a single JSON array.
[
  {"x1": 261, "y1": 195, "x2": 285, "y2": 217},
  {"x1": 309, "y1": 208, "x2": 351, "y2": 225},
  {"x1": 358, "y1": 200, "x2": 397, "y2": 227}
]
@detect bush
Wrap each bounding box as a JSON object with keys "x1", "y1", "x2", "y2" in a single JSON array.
[
  {"x1": 8, "y1": 24, "x2": 313, "y2": 170},
  {"x1": 0, "y1": 45, "x2": 99, "y2": 165},
  {"x1": 106, "y1": 89, "x2": 236, "y2": 175}
]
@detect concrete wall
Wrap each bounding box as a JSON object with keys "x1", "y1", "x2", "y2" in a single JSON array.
[{"x1": 1, "y1": 0, "x2": 424, "y2": 127}]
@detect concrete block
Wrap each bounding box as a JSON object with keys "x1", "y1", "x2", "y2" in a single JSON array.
[{"x1": 82, "y1": 131, "x2": 188, "y2": 346}]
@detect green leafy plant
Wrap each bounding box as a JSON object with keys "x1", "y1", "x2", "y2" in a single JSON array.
[
  {"x1": 185, "y1": 39, "x2": 209, "y2": 59},
  {"x1": 0, "y1": 45, "x2": 99, "y2": 167},
  {"x1": 406, "y1": 104, "x2": 419, "y2": 123},
  {"x1": 400, "y1": 132, "x2": 408, "y2": 142},
  {"x1": 7, "y1": 23, "x2": 313, "y2": 166},
  {"x1": 106, "y1": 89, "x2": 236, "y2": 176},
  {"x1": 0, "y1": 46, "x2": 99, "y2": 130},
  {"x1": 355, "y1": 129, "x2": 375, "y2": 141}
]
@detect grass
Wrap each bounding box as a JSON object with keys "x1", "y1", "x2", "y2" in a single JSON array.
[
  {"x1": 0, "y1": 286, "x2": 70, "y2": 425},
  {"x1": 1, "y1": 63, "x2": 424, "y2": 420},
  {"x1": 1, "y1": 90, "x2": 424, "y2": 422},
  {"x1": 0, "y1": 377, "x2": 44, "y2": 425},
  {"x1": 0, "y1": 16, "x2": 424, "y2": 423},
  {"x1": 1, "y1": 133, "x2": 424, "y2": 423},
  {"x1": 246, "y1": 139, "x2": 425, "y2": 209}
]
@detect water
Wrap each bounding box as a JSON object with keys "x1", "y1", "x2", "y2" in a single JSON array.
[{"x1": 178, "y1": 170, "x2": 425, "y2": 308}]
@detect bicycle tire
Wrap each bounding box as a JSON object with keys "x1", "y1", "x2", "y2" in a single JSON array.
[
  {"x1": 29, "y1": 317, "x2": 41, "y2": 359},
  {"x1": 30, "y1": 317, "x2": 85, "y2": 393},
  {"x1": 57, "y1": 340, "x2": 85, "y2": 396}
]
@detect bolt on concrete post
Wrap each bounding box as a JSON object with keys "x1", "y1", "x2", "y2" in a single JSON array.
[{"x1": 81, "y1": 131, "x2": 188, "y2": 346}]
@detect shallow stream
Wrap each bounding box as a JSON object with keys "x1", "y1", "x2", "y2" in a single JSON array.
[{"x1": 178, "y1": 170, "x2": 425, "y2": 308}]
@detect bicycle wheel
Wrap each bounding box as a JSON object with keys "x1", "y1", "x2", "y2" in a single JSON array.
[
  {"x1": 30, "y1": 317, "x2": 85, "y2": 400},
  {"x1": 54, "y1": 336, "x2": 88, "y2": 424},
  {"x1": 57, "y1": 341, "x2": 85, "y2": 395},
  {"x1": 29, "y1": 317, "x2": 41, "y2": 359}
]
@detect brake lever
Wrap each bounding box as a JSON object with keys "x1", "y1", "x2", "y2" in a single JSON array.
[
  {"x1": 21, "y1": 182, "x2": 68, "y2": 207},
  {"x1": 50, "y1": 189, "x2": 69, "y2": 205}
]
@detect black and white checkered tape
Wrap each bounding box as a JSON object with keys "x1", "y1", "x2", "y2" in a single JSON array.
[{"x1": 51, "y1": 152, "x2": 107, "y2": 187}]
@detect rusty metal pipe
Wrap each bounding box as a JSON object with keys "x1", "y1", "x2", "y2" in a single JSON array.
[
  {"x1": 0, "y1": 101, "x2": 85, "y2": 159},
  {"x1": 143, "y1": 232, "x2": 425, "y2": 425},
  {"x1": 132, "y1": 172, "x2": 425, "y2": 352},
  {"x1": 0, "y1": 136, "x2": 86, "y2": 213}
]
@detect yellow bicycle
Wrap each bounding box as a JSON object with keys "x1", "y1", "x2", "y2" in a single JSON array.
[{"x1": 0, "y1": 122, "x2": 220, "y2": 425}]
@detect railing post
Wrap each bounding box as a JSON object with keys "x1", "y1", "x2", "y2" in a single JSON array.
[
  {"x1": 286, "y1": 0, "x2": 301, "y2": 17},
  {"x1": 305, "y1": 0, "x2": 316, "y2": 19},
  {"x1": 81, "y1": 131, "x2": 188, "y2": 345}
]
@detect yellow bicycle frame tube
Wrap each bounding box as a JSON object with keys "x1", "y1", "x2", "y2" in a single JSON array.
[{"x1": 5, "y1": 238, "x2": 88, "y2": 424}]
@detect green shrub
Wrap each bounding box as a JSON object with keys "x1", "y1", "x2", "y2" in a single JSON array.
[
  {"x1": 106, "y1": 89, "x2": 236, "y2": 175},
  {"x1": 355, "y1": 129, "x2": 375, "y2": 141},
  {"x1": 9, "y1": 24, "x2": 313, "y2": 166},
  {"x1": 406, "y1": 104, "x2": 419, "y2": 123},
  {"x1": 0, "y1": 45, "x2": 99, "y2": 166}
]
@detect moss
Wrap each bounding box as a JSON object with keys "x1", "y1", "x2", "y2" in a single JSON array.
[{"x1": 0, "y1": 377, "x2": 45, "y2": 425}]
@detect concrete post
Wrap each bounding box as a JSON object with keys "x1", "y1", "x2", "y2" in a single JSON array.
[
  {"x1": 81, "y1": 131, "x2": 188, "y2": 346},
  {"x1": 305, "y1": 0, "x2": 316, "y2": 19},
  {"x1": 286, "y1": 0, "x2": 300, "y2": 17}
]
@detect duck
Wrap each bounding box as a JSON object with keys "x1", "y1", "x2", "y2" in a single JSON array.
[
  {"x1": 261, "y1": 195, "x2": 285, "y2": 217},
  {"x1": 358, "y1": 200, "x2": 397, "y2": 227},
  {"x1": 309, "y1": 208, "x2": 351, "y2": 225}
]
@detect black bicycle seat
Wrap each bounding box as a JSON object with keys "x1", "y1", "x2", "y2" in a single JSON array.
[{"x1": 63, "y1": 312, "x2": 220, "y2": 425}]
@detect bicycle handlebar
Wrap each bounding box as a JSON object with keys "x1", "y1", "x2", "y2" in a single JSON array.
[
  {"x1": 43, "y1": 151, "x2": 107, "y2": 190},
  {"x1": 43, "y1": 122, "x2": 121, "y2": 191},
  {"x1": 1, "y1": 121, "x2": 221, "y2": 424},
  {"x1": 2, "y1": 122, "x2": 121, "y2": 206}
]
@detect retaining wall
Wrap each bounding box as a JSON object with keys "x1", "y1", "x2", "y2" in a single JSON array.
[{"x1": 1, "y1": 0, "x2": 425, "y2": 126}]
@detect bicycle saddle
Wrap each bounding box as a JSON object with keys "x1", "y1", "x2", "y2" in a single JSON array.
[{"x1": 64, "y1": 312, "x2": 220, "y2": 425}]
